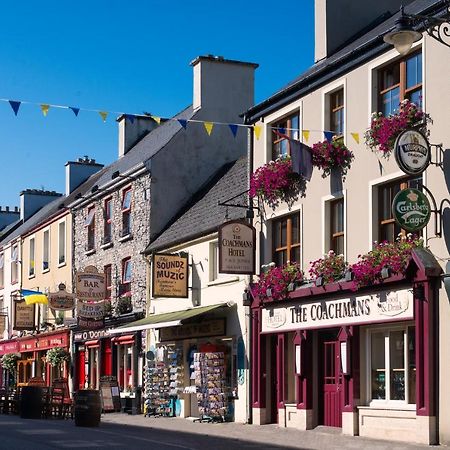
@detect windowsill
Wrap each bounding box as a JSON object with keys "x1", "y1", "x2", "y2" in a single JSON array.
[
  {"x1": 358, "y1": 404, "x2": 416, "y2": 411},
  {"x1": 58, "y1": 261, "x2": 66, "y2": 268},
  {"x1": 28, "y1": 274, "x2": 35, "y2": 279},
  {"x1": 42, "y1": 268, "x2": 50, "y2": 274},
  {"x1": 85, "y1": 249, "x2": 96, "y2": 256},
  {"x1": 100, "y1": 242, "x2": 113, "y2": 250},
  {"x1": 118, "y1": 233, "x2": 133, "y2": 243},
  {"x1": 207, "y1": 276, "x2": 240, "y2": 287}
]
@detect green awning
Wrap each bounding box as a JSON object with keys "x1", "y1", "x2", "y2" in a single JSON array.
[{"x1": 108, "y1": 302, "x2": 232, "y2": 334}]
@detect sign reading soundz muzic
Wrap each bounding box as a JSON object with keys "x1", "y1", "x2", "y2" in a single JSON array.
[{"x1": 392, "y1": 188, "x2": 431, "y2": 232}]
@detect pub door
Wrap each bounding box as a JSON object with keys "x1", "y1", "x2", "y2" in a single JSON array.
[
  {"x1": 269, "y1": 334, "x2": 278, "y2": 423},
  {"x1": 76, "y1": 347, "x2": 86, "y2": 390},
  {"x1": 319, "y1": 330, "x2": 343, "y2": 427}
]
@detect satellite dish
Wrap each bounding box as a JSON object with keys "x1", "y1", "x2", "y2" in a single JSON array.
[{"x1": 146, "y1": 350, "x2": 155, "y2": 361}]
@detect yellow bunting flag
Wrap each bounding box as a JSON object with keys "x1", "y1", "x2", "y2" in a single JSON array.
[
  {"x1": 99, "y1": 111, "x2": 108, "y2": 122},
  {"x1": 302, "y1": 130, "x2": 310, "y2": 142},
  {"x1": 204, "y1": 122, "x2": 214, "y2": 136},
  {"x1": 152, "y1": 116, "x2": 161, "y2": 125},
  {"x1": 351, "y1": 132, "x2": 360, "y2": 144},
  {"x1": 253, "y1": 125, "x2": 262, "y2": 140},
  {"x1": 40, "y1": 104, "x2": 50, "y2": 117}
]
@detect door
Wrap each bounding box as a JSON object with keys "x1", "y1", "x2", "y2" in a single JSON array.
[
  {"x1": 269, "y1": 334, "x2": 278, "y2": 423},
  {"x1": 77, "y1": 347, "x2": 86, "y2": 390}
]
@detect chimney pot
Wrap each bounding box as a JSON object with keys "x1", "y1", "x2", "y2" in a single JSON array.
[{"x1": 5, "y1": 206, "x2": 9, "y2": 212}]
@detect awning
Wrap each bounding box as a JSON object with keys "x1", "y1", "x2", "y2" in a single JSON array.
[{"x1": 108, "y1": 302, "x2": 233, "y2": 335}]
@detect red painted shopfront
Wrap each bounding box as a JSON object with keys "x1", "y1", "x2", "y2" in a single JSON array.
[{"x1": 0, "y1": 340, "x2": 20, "y2": 387}]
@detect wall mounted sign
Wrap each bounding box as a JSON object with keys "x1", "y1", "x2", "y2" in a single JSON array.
[
  {"x1": 261, "y1": 289, "x2": 413, "y2": 333},
  {"x1": 394, "y1": 128, "x2": 431, "y2": 176},
  {"x1": 152, "y1": 253, "x2": 189, "y2": 298},
  {"x1": 392, "y1": 188, "x2": 431, "y2": 232},
  {"x1": 49, "y1": 283, "x2": 75, "y2": 311},
  {"x1": 76, "y1": 266, "x2": 106, "y2": 301},
  {"x1": 77, "y1": 317, "x2": 105, "y2": 330},
  {"x1": 218, "y1": 220, "x2": 256, "y2": 275},
  {"x1": 160, "y1": 318, "x2": 225, "y2": 341},
  {"x1": 73, "y1": 328, "x2": 110, "y2": 342},
  {"x1": 77, "y1": 300, "x2": 105, "y2": 320},
  {"x1": 0, "y1": 340, "x2": 19, "y2": 356},
  {"x1": 14, "y1": 301, "x2": 35, "y2": 330}
]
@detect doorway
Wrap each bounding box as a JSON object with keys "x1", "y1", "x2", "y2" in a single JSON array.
[{"x1": 268, "y1": 334, "x2": 278, "y2": 423}]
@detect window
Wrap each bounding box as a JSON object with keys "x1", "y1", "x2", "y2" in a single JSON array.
[
  {"x1": 271, "y1": 112, "x2": 300, "y2": 159},
  {"x1": 85, "y1": 207, "x2": 95, "y2": 251},
  {"x1": 105, "y1": 265, "x2": 112, "y2": 300},
  {"x1": 369, "y1": 326, "x2": 415, "y2": 404},
  {"x1": 11, "y1": 245, "x2": 18, "y2": 284},
  {"x1": 378, "y1": 176, "x2": 422, "y2": 242},
  {"x1": 43, "y1": 229, "x2": 50, "y2": 271},
  {"x1": 120, "y1": 258, "x2": 132, "y2": 296},
  {"x1": 272, "y1": 213, "x2": 301, "y2": 266},
  {"x1": 0, "y1": 253, "x2": 4, "y2": 289},
  {"x1": 210, "y1": 241, "x2": 226, "y2": 282},
  {"x1": 58, "y1": 221, "x2": 66, "y2": 265},
  {"x1": 378, "y1": 52, "x2": 422, "y2": 116},
  {"x1": 121, "y1": 188, "x2": 132, "y2": 237},
  {"x1": 104, "y1": 198, "x2": 113, "y2": 244},
  {"x1": 330, "y1": 198, "x2": 344, "y2": 254},
  {"x1": 329, "y1": 89, "x2": 344, "y2": 137},
  {"x1": 29, "y1": 238, "x2": 35, "y2": 277}
]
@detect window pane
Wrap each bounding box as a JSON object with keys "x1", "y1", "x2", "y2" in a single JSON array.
[
  {"x1": 381, "y1": 87, "x2": 400, "y2": 116},
  {"x1": 291, "y1": 215, "x2": 300, "y2": 244},
  {"x1": 381, "y1": 64, "x2": 400, "y2": 90},
  {"x1": 332, "y1": 235, "x2": 344, "y2": 255},
  {"x1": 290, "y1": 115, "x2": 299, "y2": 140},
  {"x1": 290, "y1": 246, "x2": 300, "y2": 263},
  {"x1": 371, "y1": 332, "x2": 386, "y2": 400},
  {"x1": 122, "y1": 190, "x2": 131, "y2": 210},
  {"x1": 273, "y1": 250, "x2": 287, "y2": 267},
  {"x1": 280, "y1": 220, "x2": 287, "y2": 247},
  {"x1": 280, "y1": 139, "x2": 288, "y2": 157},
  {"x1": 406, "y1": 53, "x2": 422, "y2": 88},
  {"x1": 408, "y1": 89, "x2": 422, "y2": 108},
  {"x1": 123, "y1": 260, "x2": 132, "y2": 283},
  {"x1": 390, "y1": 330, "x2": 405, "y2": 400}
]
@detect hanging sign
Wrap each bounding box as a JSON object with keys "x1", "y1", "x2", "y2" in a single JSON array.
[
  {"x1": 392, "y1": 188, "x2": 431, "y2": 232},
  {"x1": 49, "y1": 283, "x2": 75, "y2": 311},
  {"x1": 77, "y1": 300, "x2": 105, "y2": 320},
  {"x1": 218, "y1": 220, "x2": 256, "y2": 275},
  {"x1": 394, "y1": 128, "x2": 431, "y2": 176},
  {"x1": 152, "y1": 253, "x2": 189, "y2": 298},
  {"x1": 76, "y1": 266, "x2": 106, "y2": 301},
  {"x1": 14, "y1": 301, "x2": 35, "y2": 330}
]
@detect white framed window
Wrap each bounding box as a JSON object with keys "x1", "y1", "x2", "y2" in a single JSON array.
[
  {"x1": 11, "y1": 244, "x2": 19, "y2": 284},
  {"x1": 209, "y1": 241, "x2": 226, "y2": 282},
  {"x1": 43, "y1": 229, "x2": 50, "y2": 272},
  {"x1": 29, "y1": 237, "x2": 35, "y2": 277},
  {"x1": 0, "y1": 253, "x2": 4, "y2": 289},
  {"x1": 322, "y1": 191, "x2": 346, "y2": 258},
  {"x1": 58, "y1": 220, "x2": 66, "y2": 266}
]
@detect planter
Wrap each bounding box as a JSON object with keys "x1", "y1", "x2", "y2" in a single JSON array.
[{"x1": 74, "y1": 390, "x2": 101, "y2": 427}]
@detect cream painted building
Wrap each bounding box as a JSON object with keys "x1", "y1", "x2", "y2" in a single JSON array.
[{"x1": 244, "y1": 0, "x2": 450, "y2": 445}]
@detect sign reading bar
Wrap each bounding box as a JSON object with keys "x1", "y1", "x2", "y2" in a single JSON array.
[
  {"x1": 76, "y1": 266, "x2": 106, "y2": 301},
  {"x1": 394, "y1": 128, "x2": 431, "y2": 176},
  {"x1": 152, "y1": 253, "x2": 189, "y2": 298},
  {"x1": 261, "y1": 289, "x2": 413, "y2": 333},
  {"x1": 49, "y1": 283, "x2": 75, "y2": 311},
  {"x1": 14, "y1": 301, "x2": 35, "y2": 330},
  {"x1": 218, "y1": 220, "x2": 256, "y2": 275},
  {"x1": 160, "y1": 319, "x2": 226, "y2": 341},
  {"x1": 392, "y1": 188, "x2": 431, "y2": 233}
]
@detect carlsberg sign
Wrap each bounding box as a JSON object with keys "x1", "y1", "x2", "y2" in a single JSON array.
[{"x1": 392, "y1": 188, "x2": 431, "y2": 232}]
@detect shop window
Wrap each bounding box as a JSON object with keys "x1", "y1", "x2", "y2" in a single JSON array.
[
  {"x1": 103, "y1": 197, "x2": 113, "y2": 244},
  {"x1": 117, "y1": 343, "x2": 134, "y2": 392},
  {"x1": 85, "y1": 207, "x2": 95, "y2": 251},
  {"x1": 105, "y1": 264, "x2": 112, "y2": 300},
  {"x1": 271, "y1": 112, "x2": 300, "y2": 160},
  {"x1": 378, "y1": 52, "x2": 422, "y2": 115},
  {"x1": 121, "y1": 188, "x2": 132, "y2": 237},
  {"x1": 329, "y1": 198, "x2": 344, "y2": 254},
  {"x1": 29, "y1": 237, "x2": 35, "y2": 277},
  {"x1": 58, "y1": 220, "x2": 66, "y2": 265},
  {"x1": 369, "y1": 326, "x2": 415, "y2": 405},
  {"x1": 329, "y1": 88, "x2": 344, "y2": 137},
  {"x1": 272, "y1": 212, "x2": 301, "y2": 266},
  {"x1": 0, "y1": 253, "x2": 4, "y2": 289},
  {"x1": 43, "y1": 229, "x2": 50, "y2": 271},
  {"x1": 11, "y1": 245, "x2": 19, "y2": 284}
]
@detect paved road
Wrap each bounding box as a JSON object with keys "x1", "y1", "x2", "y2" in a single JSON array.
[{"x1": 0, "y1": 414, "x2": 438, "y2": 450}]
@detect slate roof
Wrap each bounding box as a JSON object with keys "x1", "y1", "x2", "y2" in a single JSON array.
[
  {"x1": 245, "y1": 0, "x2": 445, "y2": 122},
  {"x1": 145, "y1": 157, "x2": 248, "y2": 253}
]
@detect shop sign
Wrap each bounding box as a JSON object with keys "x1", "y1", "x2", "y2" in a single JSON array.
[
  {"x1": 77, "y1": 300, "x2": 105, "y2": 320},
  {"x1": 76, "y1": 266, "x2": 106, "y2": 301},
  {"x1": 160, "y1": 319, "x2": 226, "y2": 341},
  {"x1": 19, "y1": 339, "x2": 36, "y2": 352},
  {"x1": 49, "y1": 283, "x2": 75, "y2": 311},
  {"x1": 73, "y1": 328, "x2": 110, "y2": 342},
  {"x1": 14, "y1": 301, "x2": 35, "y2": 331},
  {"x1": 394, "y1": 129, "x2": 431, "y2": 176},
  {"x1": 392, "y1": 188, "x2": 431, "y2": 232},
  {"x1": 0, "y1": 340, "x2": 19, "y2": 356},
  {"x1": 36, "y1": 333, "x2": 68, "y2": 351},
  {"x1": 218, "y1": 221, "x2": 256, "y2": 275},
  {"x1": 152, "y1": 253, "x2": 189, "y2": 298},
  {"x1": 261, "y1": 289, "x2": 413, "y2": 333},
  {"x1": 77, "y1": 317, "x2": 105, "y2": 330}
]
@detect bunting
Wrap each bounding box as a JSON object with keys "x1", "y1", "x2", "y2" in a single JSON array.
[
  {"x1": 9, "y1": 100, "x2": 21, "y2": 116},
  {"x1": 351, "y1": 132, "x2": 360, "y2": 144},
  {"x1": 324, "y1": 131, "x2": 335, "y2": 142},
  {"x1": 302, "y1": 130, "x2": 310, "y2": 142},
  {"x1": 151, "y1": 116, "x2": 161, "y2": 125},
  {"x1": 228, "y1": 124, "x2": 238, "y2": 138},
  {"x1": 177, "y1": 119, "x2": 187, "y2": 129},
  {"x1": 124, "y1": 114, "x2": 135, "y2": 124},
  {"x1": 41, "y1": 104, "x2": 50, "y2": 117},
  {"x1": 99, "y1": 111, "x2": 108, "y2": 122},
  {"x1": 204, "y1": 122, "x2": 214, "y2": 136},
  {"x1": 69, "y1": 107, "x2": 80, "y2": 116},
  {"x1": 253, "y1": 126, "x2": 262, "y2": 140}
]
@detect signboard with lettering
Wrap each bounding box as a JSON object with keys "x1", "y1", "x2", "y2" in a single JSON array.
[
  {"x1": 99, "y1": 376, "x2": 121, "y2": 412},
  {"x1": 77, "y1": 300, "x2": 105, "y2": 320},
  {"x1": 160, "y1": 319, "x2": 226, "y2": 341},
  {"x1": 76, "y1": 266, "x2": 106, "y2": 301},
  {"x1": 152, "y1": 253, "x2": 189, "y2": 298},
  {"x1": 49, "y1": 283, "x2": 75, "y2": 311},
  {"x1": 392, "y1": 188, "x2": 431, "y2": 232},
  {"x1": 218, "y1": 221, "x2": 256, "y2": 275},
  {"x1": 0, "y1": 340, "x2": 19, "y2": 356},
  {"x1": 73, "y1": 328, "x2": 110, "y2": 343},
  {"x1": 261, "y1": 289, "x2": 413, "y2": 333},
  {"x1": 77, "y1": 317, "x2": 105, "y2": 330},
  {"x1": 14, "y1": 301, "x2": 35, "y2": 330},
  {"x1": 394, "y1": 128, "x2": 431, "y2": 176}
]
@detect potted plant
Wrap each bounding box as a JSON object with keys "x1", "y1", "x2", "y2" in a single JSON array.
[
  {"x1": 250, "y1": 156, "x2": 306, "y2": 209},
  {"x1": 46, "y1": 347, "x2": 70, "y2": 367},
  {"x1": 116, "y1": 296, "x2": 133, "y2": 315},
  {"x1": 311, "y1": 139, "x2": 354, "y2": 180},
  {"x1": 364, "y1": 100, "x2": 432, "y2": 157},
  {"x1": 1, "y1": 353, "x2": 19, "y2": 373},
  {"x1": 309, "y1": 250, "x2": 348, "y2": 284}
]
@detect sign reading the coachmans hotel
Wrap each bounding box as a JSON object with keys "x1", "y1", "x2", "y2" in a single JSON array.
[
  {"x1": 218, "y1": 220, "x2": 256, "y2": 275},
  {"x1": 152, "y1": 253, "x2": 189, "y2": 298},
  {"x1": 262, "y1": 289, "x2": 413, "y2": 333}
]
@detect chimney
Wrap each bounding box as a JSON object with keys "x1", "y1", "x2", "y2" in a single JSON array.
[
  {"x1": 20, "y1": 190, "x2": 62, "y2": 221},
  {"x1": 191, "y1": 55, "x2": 258, "y2": 122},
  {"x1": 0, "y1": 205, "x2": 20, "y2": 231},
  {"x1": 65, "y1": 156, "x2": 104, "y2": 196},
  {"x1": 314, "y1": 0, "x2": 414, "y2": 62},
  {"x1": 117, "y1": 115, "x2": 159, "y2": 158}
]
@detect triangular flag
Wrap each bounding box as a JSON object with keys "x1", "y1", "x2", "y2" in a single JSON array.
[
  {"x1": 151, "y1": 116, "x2": 161, "y2": 125},
  {"x1": 254, "y1": 125, "x2": 262, "y2": 140},
  {"x1": 69, "y1": 107, "x2": 80, "y2": 116},
  {"x1": 40, "y1": 104, "x2": 50, "y2": 117},
  {"x1": 278, "y1": 127, "x2": 286, "y2": 134},
  {"x1": 351, "y1": 132, "x2": 360, "y2": 144},
  {"x1": 324, "y1": 131, "x2": 335, "y2": 142},
  {"x1": 177, "y1": 119, "x2": 187, "y2": 129},
  {"x1": 204, "y1": 122, "x2": 214, "y2": 136},
  {"x1": 228, "y1": 124, "x2": 238, "y2": 138},
  {"x1": 9, "y1": 100, "x2": 21, "y2": 116},
  {"x1": 99, "y1": 111, "x2": 108, "y2": 122},
  {"x1": 302, "y1": 130, "x2": 310, "y2": 142},
  {"x1": 125, "y1": 114, "x2": 135, "y2": 124}
]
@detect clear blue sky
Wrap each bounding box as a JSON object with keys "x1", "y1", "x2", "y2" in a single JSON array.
[{"x1": 0, "y1": 0, "x2": 314, "y2": 207}]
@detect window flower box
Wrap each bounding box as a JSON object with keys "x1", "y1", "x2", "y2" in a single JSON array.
[
  {"x1": 311, "y1": 139, "x2": 354, "y2": 180},
  {"x1": 308, "y1": 250, "x2": 348, "y2": 285}
]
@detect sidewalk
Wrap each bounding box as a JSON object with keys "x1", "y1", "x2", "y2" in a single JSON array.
[{"x1": 101, "y1": 413, "x2": 439, "y2": 450}]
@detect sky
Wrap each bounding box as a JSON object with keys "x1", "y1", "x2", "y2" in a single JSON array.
[{"x1": 0, "y1": 0, "x2": 314, "y2": 207}]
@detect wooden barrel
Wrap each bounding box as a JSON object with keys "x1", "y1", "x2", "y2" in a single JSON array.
[
  {"x1": 20, "y1": 385, "x2": 43, "y2": 419},
  {"x1": 74, "y1": 390, "x2": 101, "y2": 427}
]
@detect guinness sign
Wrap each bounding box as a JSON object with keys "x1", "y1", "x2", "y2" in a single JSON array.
[{"x1": 394, "y1": 128, "x2": 431, "y2": 176}]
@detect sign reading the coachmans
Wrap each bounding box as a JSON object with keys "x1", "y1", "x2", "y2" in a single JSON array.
[
  {"x1": 394, "y1": 128, "x2": 431, "y2": 176},
  {"x1": 392, "y1": 188, "x2": 431, "y2": 232},
  {"x1": 152, "y1": 253, "x2": 189, "y2": 298},
  {"x1": 76, "y1": 266, "x2": 106, "y2": 301},
  {"x1": 261, "y1": 289, "x2": 413, "y2": 333},
  {"x1": 218, "y1": 220, "x2": 256, "y2": 275}
]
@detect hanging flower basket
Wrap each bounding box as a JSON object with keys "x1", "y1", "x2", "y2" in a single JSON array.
[
  {"x1": 46, "y1": 347, "x2": 70, "y2": 367},
  {"x1": 308, "y1": 250, "x2": 348, "y2": 284},
  {"x1": 0, "y1": 353, "x2": 19, "y2": 372},
  {"x1": 364, "y1": 100, "x2": 432, "y2": 158},
  {"x1": 254, "y1": 262, "x2": 304, "y2": 302},
  {"x1": 311, "y1": 139, "x2": 354, "y2": 180},
  {"x1": 250, "y1": 157, "x2": 306, "y2": 210}
]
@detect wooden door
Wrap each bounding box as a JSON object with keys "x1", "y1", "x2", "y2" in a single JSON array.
[
  {"x1": 77, "y1": 348, "x2": 86, "y2": 390},
  {"x1": 322, "y1": 340, "x2": 343, "y2": 427}
]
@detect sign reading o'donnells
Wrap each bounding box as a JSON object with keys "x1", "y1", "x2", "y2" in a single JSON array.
[
  {"x1": 76, "y1": 266, "x2": 106, "y2": 301},
  {"x1": 394, "y1": 128, "x2": 431, "y2": 176},
  {"x1": 392, "y1": 188, "x2": 431, "y2": 233}
]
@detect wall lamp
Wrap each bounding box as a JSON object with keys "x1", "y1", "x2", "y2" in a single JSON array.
[{"x1": 384, "y1": 4, "x2": 450, "y2": 55}]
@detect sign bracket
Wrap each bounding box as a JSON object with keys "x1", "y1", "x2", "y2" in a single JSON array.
[
  {"x1": 429, "y1": 143, "x2": 444, "y2": 169},
  {"x1": 421, "y1": 185, "x2": 450, "y2": 238}
]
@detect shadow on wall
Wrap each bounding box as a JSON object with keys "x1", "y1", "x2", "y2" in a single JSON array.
[
  {"x1": 191, "y1": 259, "x2": 202, "y2": 307},
  {"x1": 442, "y1": 149, "x2": 450, "y2": 254}
]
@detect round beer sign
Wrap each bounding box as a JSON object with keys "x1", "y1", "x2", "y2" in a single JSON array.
[
  {"x1": 394, "y1": 128, "x2": 431, "y2": 176},
  {"x1": 392, "y1": 188, "x2": 431, "y2": 232}
]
